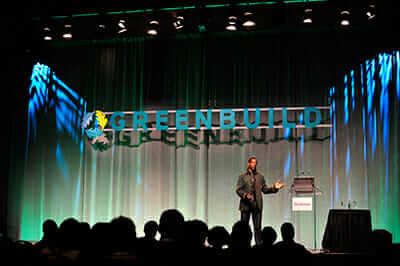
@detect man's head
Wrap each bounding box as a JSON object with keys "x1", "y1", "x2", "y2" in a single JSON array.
[
  {"x1": 159, "y1": 209, "x2": 184, "y2": 241},
  {"x1": 42, "y1": 219, "x2": 58, "y2": 235},
  {"x1": 261, "y1": 226, "x2": 277, "y2": 246},
  {"x1": 231, "y1": 220, "x2": 252, "y2": 248},
  {"x1": 248, "y1": 157, "x2": 257, "y2": 171},
  {"x1": 280, "y1": 222, "x2": 295, "y2": 241},
  {"x1": 144, "y1": 220, "x2": 158, "y2": 239}
]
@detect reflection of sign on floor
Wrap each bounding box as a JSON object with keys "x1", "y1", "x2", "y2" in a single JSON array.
[{"x1": 292, "y1": 197, "x2": 313, "y2": 211}]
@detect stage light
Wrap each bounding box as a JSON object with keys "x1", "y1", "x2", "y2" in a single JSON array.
[
  {"x1": 225, "y1": 16, "x2": 238, "y2": 31},
  {"x1": 93, "y1": 13, "x2": 109, "y2": 38},
  {"x1": 117, "y1": 19, "x2": 128, "y2": 34},
  {"x1": 242, "y1": 11, "x2": 256, "y2": 27},
  {"x1": 118, "y1": 28, "x2": 127, "y2": 34},
  {"x1": 366, "y1": 4, "x2": 376, "y2": 20},
  {"x1": 173, "y1": 16, "x2": 184, "y2": 30},
  {"x1": 118, "y1": 19, "x2": 127, "y2": 29},
  {"x1": 340, "y1": 10, "x2": 351, "y2": 26},
  {"x1": 62, "y1": 24, "x2": 72, "y2": 39},
  {"x1": 43, "y1": 26, "x2": 52, "y2": 41},
  {"x1": 303, "y1": 8, "x2": 312, "y2": 24},
  {"x1": 147, "y1": 19, "x2": 160, "y2": 36},
  {"x1": 97, "y1": 23, "x2": 107, "y2": 36}
]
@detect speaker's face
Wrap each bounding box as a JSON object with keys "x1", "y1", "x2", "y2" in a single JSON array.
[{"x1": 248, "y1": 158, "x2": 257, "y2": 170}]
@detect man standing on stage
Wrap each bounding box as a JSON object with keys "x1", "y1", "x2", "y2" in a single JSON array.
[{"x1": 236, "y1": 157, "x2": 285, "y2": 245}]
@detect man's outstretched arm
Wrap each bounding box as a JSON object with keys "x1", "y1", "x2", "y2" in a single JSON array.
[{"x1": 262, "y1": 177, "x2": 285, "y2": 194}]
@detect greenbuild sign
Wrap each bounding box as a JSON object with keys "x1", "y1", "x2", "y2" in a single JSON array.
[
  {"x1": 81, "y1": 107, "x2": 324, "y2": 145},
  {"x1": 109, "y1": 107, "x2": 321, "y2": 131}
]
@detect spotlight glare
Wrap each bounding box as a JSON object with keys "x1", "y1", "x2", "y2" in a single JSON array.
[
  {"x1": 62, "y1": 24, "x2": 72, "y2": 39},
  {"x1": 226, "y1": 16, "x2": 237, "y2": 31},
  {"x1": 147, "y1": 29, "x2": 158, "y2": 36},
  {"x1": 118, "y1": 28, "x2": 127, "y2": 34},
  {"x1": 43, "y1": 27, "x2": 52, "y2": 40},
  {"x1": 147, "y1": 18, "x2": 160, "y2": 36},
  {"x1": 226, "y1": 25, "x2": 237, "y2": 31},
  {"x1": 340, "y1": 10, "x2": 351, "y2": 26},
  {"x1": 118, "y1": 20, "x2": 126, "y2": 29},
  {"x1": 173, "y1": 16, "x2": 184, "y2": 30},
  {"x1": 243, "y1": 20, "x2": 256, "y2": 27},
  {"x1": 341, "y1": 19, "x2": 350, "y2": 26},
  {"x1": 242, "y1": 12, "x2": 256, "y2": 27},
  {"x1": 62, "y1": 33, "x2": 72, "y2": 39},
  {"x1": 366, "y1": 5, "x2": 376, "y2": 20},
  {"x1": 303, "y1": 8, "x2": 312, "y2": 24}
]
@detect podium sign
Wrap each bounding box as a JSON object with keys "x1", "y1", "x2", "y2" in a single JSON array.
[{"x1": 292, "y1": 197, "x2": 313, "y2": 211}]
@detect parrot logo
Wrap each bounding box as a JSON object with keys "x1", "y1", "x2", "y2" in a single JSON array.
[{"x1": 81, "y1": 110, "x2": 109, "y2": 145}]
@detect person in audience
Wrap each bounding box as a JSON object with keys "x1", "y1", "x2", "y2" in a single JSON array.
[
  {"x1": 158, "y1": 209, "x2": 185, "y2": 244},
  {"x1": 274, "y1": 222, "x2": 311, "y2": 263},
  {"x1": 26, "y1": 211, "x2": 325, "y2": 266},
  {"x1": 207, "y1": 226, "x2": 230, "y2": 250},
  {"x1": 35, "y1": 219, "x2": 58, "y2": 254},
  {"x1": 80, "y1": 222, "x2": 114, "y2": 264},
  {"x1": 227, "y1": 221, "x2": 254, "y2": 265},
  {"x1": 57, "y1": 217, "x2": 81, "y2": 263},
  {"x1": 252, "y1": 226, "x2": 278, "y2": 263},
  {"x1": 78, "y1": 221, "x2": 90, "y2": 251},
  {"x1": 110, "y1": 216, "x2": 137, "y2": 255},
  {"x1": 183, "y1": 220, "x2": 208, "y2": 248},
  {"x1": 180, "y1": 220, "x2": 210, "y2": 264},
  {"x1": 253, "y1": 226, "x2": 277, "y2": 247},
  {"x1": 206, "y1": 225, "x2": 230, "y2": 264},
  {"x1": 230, "y1": 220, "x2": 252, "y2": 249},
  {"x1": 153, "y1": 209, "x2": 185, "y2": 265},
  {"x1": 137, "y1": 220, "x2": 159, "y2": 259},
  {"x1": 143, "y1": 220, "x2": 158, "y2": 242}
]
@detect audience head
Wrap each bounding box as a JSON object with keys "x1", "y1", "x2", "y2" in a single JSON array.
[
  {"x1": 110, "y1": 216, "x2": 136, "y2": 250},
  {"x1": 59, "y1": 218, "x2": 80, "y2": 249},
  {"x1": 42, "y1": 219, "x2": 58, "y2": 237},
  {"x1": 159, "y1": 209, "x2": 184, "y2": 241},
  {"x1": 144, "y1": 220, "x2": 158, "y2": 240},
  {"x1": 79, "y1": 222, "x2": 90, "y2": 233},
  {"x1": 88, "y1": 222, "x2": 113, "y2": 254},
  {"x1": 231, "y1": 221, "x2": 252, "y2": 248},
  {"x1": 183, "y1": 220, "x2": 208, "y2": 247},
  {"x1": 280, "y1": 222, "x2": 295, "y2": 241},
  {"x1": 261, "y1": 226, "x2": 277, "y2": 246},
  {"x1": 208, "y1": 226, "x2": 230, "y2": 249}
]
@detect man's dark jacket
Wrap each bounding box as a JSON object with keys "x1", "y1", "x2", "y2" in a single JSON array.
[{"x1": 236, "y1": 169, "x2": 278, "y2": 211}]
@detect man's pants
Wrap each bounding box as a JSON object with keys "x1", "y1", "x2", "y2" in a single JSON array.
[{"x1": 241, "y1": 209, "x2": 262, "y2": 245}]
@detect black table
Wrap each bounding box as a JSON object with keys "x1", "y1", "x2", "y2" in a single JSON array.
[{"x1": 322, "y1": 209, "x2": 372, "y2": 252}]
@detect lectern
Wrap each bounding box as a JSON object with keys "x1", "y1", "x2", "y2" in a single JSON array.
[{"x1": 289, "y1": 176, "x2": 322, "y2": 250}]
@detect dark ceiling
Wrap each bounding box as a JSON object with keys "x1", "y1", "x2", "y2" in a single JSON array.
[{"x1": 7, "y1": 0, "x2": 398, "y2": 51}]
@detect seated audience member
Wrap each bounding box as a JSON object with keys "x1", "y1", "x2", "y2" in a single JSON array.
[
  {"x1": 35, "y1": 219, "x2": 59, "y2": 254},
  {"x1": 274, "y1": 222, "x2": 311, "y2": 264}
]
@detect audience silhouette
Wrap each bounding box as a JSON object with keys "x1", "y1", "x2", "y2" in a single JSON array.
[
  {"x1": 274, "y1": 222, "x2": 312, "y2": 265},
  {"x1": 0, "y1": 210, "x2": 392, "y2": 266},
  {"x1": 35, "y1": 219, "x2": 58, "y2": 254},
  {"x1": 208, "y1": 226, "x2": 230, "y2": 250}
]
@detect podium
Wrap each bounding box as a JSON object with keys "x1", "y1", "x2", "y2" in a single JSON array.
[{"x1": 289, "y1": 176, "x2": 322, "y2": 250}]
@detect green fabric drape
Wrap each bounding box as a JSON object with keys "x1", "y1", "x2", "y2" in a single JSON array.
[{"x1": 8, "y1": 31, "x2": 400, "y2": 247}]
